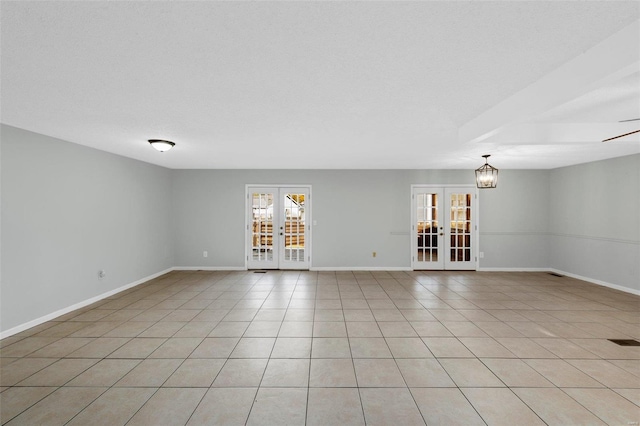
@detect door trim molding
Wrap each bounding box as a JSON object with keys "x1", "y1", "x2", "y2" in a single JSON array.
[
  {"x1": 245, "y1": 184, "x2": 312, "y2": 270},
  {"x1": 410, "y1": 184, "x2": 479, "y2": 271}
]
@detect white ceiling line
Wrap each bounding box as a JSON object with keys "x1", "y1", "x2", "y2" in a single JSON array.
[
  {"x1": 459, "y1": 20, "x2": 640, "y2": 146},
  {"x1": 479, "y1": 122, "x2": 640, "y2": 145}
]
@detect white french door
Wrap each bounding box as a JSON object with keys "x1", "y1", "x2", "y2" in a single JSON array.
[
  {"x1": 412, "y1": 185, "x2": 477, "y2": 270},
  {"x1": 247, "y1": 186, "x2": 310, "y2": 270}
]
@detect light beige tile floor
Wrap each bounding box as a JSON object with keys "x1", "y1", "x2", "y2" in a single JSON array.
[{"x1": 1, "y1": 270, "x2": 639, "y2": 425}]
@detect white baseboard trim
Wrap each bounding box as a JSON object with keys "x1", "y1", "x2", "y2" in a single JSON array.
[
  {"x1": 0, "y1": 268, "x2": 174, "y2": 340},
  {"x1": 310, "y1": 266, "x2": 412, "y2": 271},
  {"x1": 478, "y1": 267, "x2": 640, "y2": 295},
  {"x1": 173, "y1": 266, "x2": 246, "y2": 271},
  {"x1": 477, "y1": 267, "x2": 550, "y2": 272},
  {"x1": 549, "y1": 268, "x2": 640, "y2": 296}
]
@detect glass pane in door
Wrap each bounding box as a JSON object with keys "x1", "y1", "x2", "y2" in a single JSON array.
[
  {"x1": 252, "y1": 192, "x2": 274, "y2": 262},
  {"x1": 449, "y1": 193, "x2": 472, "y2": 263},
  {"x1": 283, "y1": 193, "x2": 305, "y2": 263},
  {"x1": 416, "y1": 193, "x2": 439, "y2": 263}
]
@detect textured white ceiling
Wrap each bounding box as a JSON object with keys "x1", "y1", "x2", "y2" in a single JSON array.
[{"x1": 1, "y1": 1, "x2": 639, "y2": 169}]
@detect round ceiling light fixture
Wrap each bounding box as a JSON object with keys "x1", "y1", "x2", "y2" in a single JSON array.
[{"x1": 148, "y1": 139, "x2": 175, "y2": 152}]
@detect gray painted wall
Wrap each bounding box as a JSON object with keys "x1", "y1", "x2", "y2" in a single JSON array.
[
  {"x1": 172, "y1": 169, "x2": 550, "y2": 270},
  {"x1": 172, "y1": 169, "x2": 475, "y2": 269},
  {"x1": 3, "y1": 125, "x2": 637, "y2": 335},
  {"x1": 549, "y1": 154, "x2": 640, "y2": 291},
  {"x1": 1, "y1": 125, "x2": 174, "y2": 333},
  {"x1": 478, "y1": 170, "x2": 550, "y2": 269}
]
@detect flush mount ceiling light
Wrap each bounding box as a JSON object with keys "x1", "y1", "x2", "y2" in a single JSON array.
[
  {"x1": 475, "y1": 154, "x2": 498, "y2": 189},
  {"x1": 148, "y1": 139, "x2": 175, "y2": 152}
]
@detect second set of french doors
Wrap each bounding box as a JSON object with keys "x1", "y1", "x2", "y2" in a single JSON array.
[
  {"x1": 412, "y1": 185, "x2": 477, "y2": 270},
  {"x1": 246, "y1": 186, "x2": 310, "y2": 270}
]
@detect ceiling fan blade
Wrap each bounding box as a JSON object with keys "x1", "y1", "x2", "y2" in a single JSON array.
[
  {"x1": 619, "y1": 118, "x2": 640, "y2": 123},
  {"x1": 602, "y1": 129, "x2": 640, "y2": 142}
]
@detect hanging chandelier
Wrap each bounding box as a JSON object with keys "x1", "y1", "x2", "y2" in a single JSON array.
[{"x1": 475, "y1": 155, "x2": 498, "y2": 189}]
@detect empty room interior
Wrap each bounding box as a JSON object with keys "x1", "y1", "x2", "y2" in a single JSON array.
[{"x1": 1, "y1": 1, "x2": 639, "y2": 425}]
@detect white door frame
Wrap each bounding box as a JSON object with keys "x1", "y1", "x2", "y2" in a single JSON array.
[
  {"x1": 411, "y1": 184, "x2": 479, "y2": 271},
  {"x1": 245, "y1": 184, "x2": 312, "y2": 270}
]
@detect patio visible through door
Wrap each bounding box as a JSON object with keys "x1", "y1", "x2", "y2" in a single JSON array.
[{"x1": 247, "y1": 186, "x2": 310, "y2": 270}]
